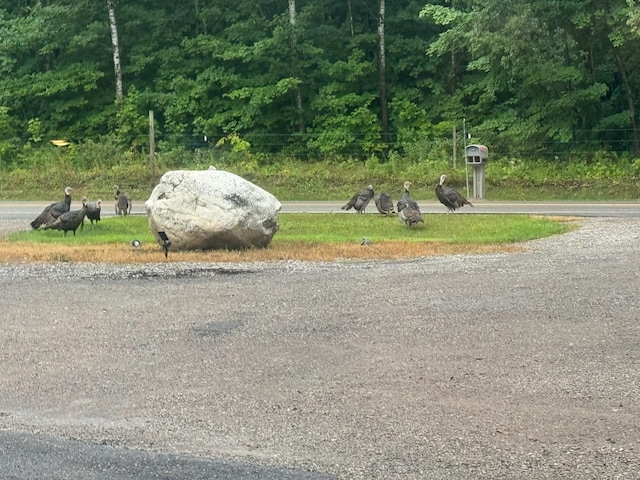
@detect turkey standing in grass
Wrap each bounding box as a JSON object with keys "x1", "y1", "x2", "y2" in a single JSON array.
[
  {"x1": 30, "y1": 186, "x2": 73, "y2": 229},
  {"x1": 374, "y1": 192, "x2": 395, "y2": 215},
  {"x1": 398, "y1": 206, "x2": 424, "y2": 228},
  {"x1": 115, "y1": 185, "x2": 132, "y2": 216},
  {"x1": 43, "y1": 201, "x2": 88, "y2": 236},
  {"x1": 396, "y1": 181, "x2": 424, "y2": 227},
  {"x1": 435, "y1": 174, "x2": 473, "y2": 212},
  {"x1": 396, "y1": 181, "x2": 419, "y2": 213},
  {"x1": 81, "y1": 197, "x2": 101, "y2": 231},
  {"x1": 341, "y1": 185, "x2": 374, "y2": 213}
]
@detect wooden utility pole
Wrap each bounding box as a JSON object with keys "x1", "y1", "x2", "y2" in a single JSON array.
[
  {"x1": 149, "y1": 110, "x2": 156, "y2": 176},
  {"x1": 452, "y1": 126, "x2": 457, "y2": 168}
]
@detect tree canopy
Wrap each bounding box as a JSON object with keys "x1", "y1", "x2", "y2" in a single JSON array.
[{"x1": 1, "y1": 0, "x2": 640, "y2": 164}]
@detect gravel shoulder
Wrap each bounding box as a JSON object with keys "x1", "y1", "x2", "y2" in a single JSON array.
[{"x1": 0, "y1": 217, "x2": 639, "y2": 479}]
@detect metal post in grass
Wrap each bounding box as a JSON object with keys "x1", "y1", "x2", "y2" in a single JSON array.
[
  {"x1": 149, "y1": 110, "x2": 156, "y2": 176},
  {"x1": 465, "y1": 144, "x2": 488, "y2": 199}
]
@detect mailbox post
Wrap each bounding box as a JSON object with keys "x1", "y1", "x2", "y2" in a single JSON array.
[{"x1": 465, "y1": 144, "x2": 488, "y2": 199}]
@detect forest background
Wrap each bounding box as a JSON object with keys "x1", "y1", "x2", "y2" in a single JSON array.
[{"x1": 0, "y1": 0, "x2": 639, "y2": 201}]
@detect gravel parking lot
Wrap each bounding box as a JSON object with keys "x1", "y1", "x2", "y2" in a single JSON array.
[{"x1": 0, "y1": 216, "x2": 639, "y2": 479}]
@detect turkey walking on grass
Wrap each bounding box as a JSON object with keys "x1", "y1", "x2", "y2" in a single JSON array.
[
  {"x1": 374, "y1": 192, "x2": 395, "y2": 215},
  {"x1": 342, "y1": 185, "x2": 374, "y2": 213},
  {"x1": 435, "y1": 174, "x2": 473, "y2": 213},
  {"x1": 30, "y1": 186, "x2": 73, "y2": 229},
  {"x1": 43, "y1": 202, "x2": 88, "y2": 236},
  {"x1": 80, "y1": 197, "x2": 101, "y2": 231},
  {"x1": 398, "y1": 207, "x2": 424, "y2": 228},
  {"x1": 115, "y1": 186, "x2": 132, "y2": 216},
  {"x1": 396, "y1": 181, "x2": 419, "y2": 213},
  {"x1": 395, "y1": 181, "x2": 424, "y2": 227}
]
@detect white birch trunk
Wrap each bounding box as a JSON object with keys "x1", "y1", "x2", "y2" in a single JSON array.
[
  {"x1": 288, "y1": 0, "x2": 296, "y2": 25},
  {"x1": 107, "y1": 0, "x2": 123, "y2": 104},
  {"x1": 347, "y1": 0, "x2": 355, "y2": 37}
]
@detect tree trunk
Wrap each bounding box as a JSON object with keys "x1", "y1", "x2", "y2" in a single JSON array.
[
  {"x1": 347, "y1": 0, "x2": 355, "y2": 37},
  {"x1": 107, "y1": 0, "x2": 123, "y2": 106},
  {"x1": 377, "y1": 0, "x2": 389, "y2": 158},
  {"x1": 289, "y1": 0, "x2": 305, "y2": 133},
  {"x1": 450, "y1": 43, "x2": 457, "y2": 93},
  {"x1": 613, "y1": 49, "x2": 640, "y2": 156}
]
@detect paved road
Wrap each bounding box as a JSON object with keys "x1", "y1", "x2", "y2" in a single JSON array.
[
  {"x1": 0, "y1": 430, "x2": 332, "y2": 480},
  {"x1": 1, "y1": 204, "x2": 639, "y2": 479},
  {"x1": 2, "y1": 199, "x2": 640, "y2": 219}
]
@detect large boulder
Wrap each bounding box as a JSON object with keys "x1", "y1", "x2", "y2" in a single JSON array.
[{"x1": 145, "y1": 167, "x2": 281, "y2": 251}]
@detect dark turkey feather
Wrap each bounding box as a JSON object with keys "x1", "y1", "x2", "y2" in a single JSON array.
[
  {"x1": 396, "y1": 181, "x2": 419, "y2": 213},
  {"x1": 398, "y1": 207, "x2": 424, "y2": 228},
  {"x1": 80, "y1": 197, "x2": 101, "y2": 231},
  {"x1": 342, "y1": 185, "x2": 374, "y2": 213},
  {"x1": 43, "y1": 204, "x2": 88, "y2": 236},
  {"x1": 374, "y1": 192, "x2": 395, "y2": 215},
  {"x1": 30, "y1": 186, "x2": 73, "y2": 229},
  {"x1": 435, "y1": 174, "x2": 473, "y2": 213},
  {"x1": 115, "y1": 185, "x2": 132, "y2": 216}
]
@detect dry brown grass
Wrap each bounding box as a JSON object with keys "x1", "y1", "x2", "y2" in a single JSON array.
[{"x1": 0, "y1": 239, "x2": 525, "y2": 264}]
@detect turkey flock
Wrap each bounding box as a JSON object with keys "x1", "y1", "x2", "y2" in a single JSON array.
[
  {"x1": 31, "y1": 175, "x2": 470, "y2": 242},
  {"x1": 30, "y1": 185, "x2": 132, "y2": 236},
  {"x1": 342, "y1": 174, "x2": 473, "y2": 229}
]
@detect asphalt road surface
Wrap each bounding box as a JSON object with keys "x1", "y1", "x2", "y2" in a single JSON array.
[
  {"x1": 2, "y1": 199, "x2": 640, "y2": 219},
  {"x1": 0, "y1": 202, "x2": 639, "y2": 479}
]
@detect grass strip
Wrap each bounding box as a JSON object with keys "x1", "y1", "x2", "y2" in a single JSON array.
[{"x1": 0, "y1": 213, "x2": 575, "y2": 264}]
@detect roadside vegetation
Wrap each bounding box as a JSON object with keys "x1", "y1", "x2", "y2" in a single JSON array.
[
  {"x1": 0, "y1": 213, "x2": 575, "y2": 264},
  {"x1": 1, "y1": 143, "x2": 638, "y2": 202},
  {"x1": 0, "y1": 145, "x2": 629, "y2": 264}
]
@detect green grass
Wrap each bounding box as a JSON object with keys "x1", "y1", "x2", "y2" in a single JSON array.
[
  {"x1": 8, "y1": 216, "x2": 157, "y2": 245},
  {"x1": 8, "y1": 213, "x2": 573, "y2": 246},
  {"x1": 279, "y1": 213, "x2": 571, "y2": 244}
]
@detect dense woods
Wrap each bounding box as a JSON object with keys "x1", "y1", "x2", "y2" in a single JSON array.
[{"x1": 2, "y1": 0, "x2": 640, "y2": 167}]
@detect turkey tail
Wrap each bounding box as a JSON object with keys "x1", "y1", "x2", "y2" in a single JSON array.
[{"x1": 30, "y1": 212, "x2": 48, "y2": 229}]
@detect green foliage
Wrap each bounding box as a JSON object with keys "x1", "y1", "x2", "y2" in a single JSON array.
[
  {"x1": 1, "y1": 1, "x2": 640, "y2": 165},
  {"x1": 0, "y1": 106, "x2": 19, "y2": 165},
  {"x1": 112, "y1": 86, "x2": 151, "y2": 150},
  {"x1": 2, "y1": 149, "x2": 638, "y2": 202},
  {"x1": 0, "y1": 152, "x2": 155, "y2": 201},
  {"x1": 27, "y1": 118, "x2": 43, "y2": 143}
]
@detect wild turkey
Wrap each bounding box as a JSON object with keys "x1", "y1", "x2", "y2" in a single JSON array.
[
  {"x1": 43, "y1": 202, "x2": 88, "y2": 236},
  {"x1": 396, "y1": 181, "x2": 419, "y2": 213},
  {"x1": 114, "y1": 185, "x2": 132, "y2": 216},
  {"x1": 398, "y1": 207, "x2": 424, "y2": 228},
  {"x1": 80, "y1": 197, "x2": 101, "y2": 231},
  {"x1": 374, "y1": 192, "x2": 395, "y2": 215},
  {"x1": 341, "y1": 185, "x2": 374, "y2": 213},
  {"x1": 30, "y1": 186, "x2": 73, "y2": 229},
  {"x1": 435, "y1": 174, "x2": 473, "y2": 212}
]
